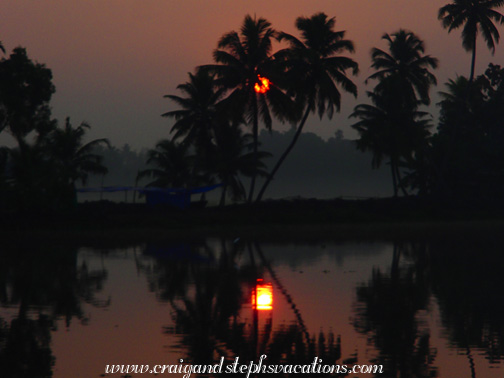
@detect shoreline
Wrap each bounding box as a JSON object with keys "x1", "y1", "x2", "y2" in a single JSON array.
[{"x1": 3, "y1": 197, "x2": 504, "y2": 244}]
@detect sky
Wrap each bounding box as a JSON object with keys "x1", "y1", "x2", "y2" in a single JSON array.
[{"x1": 1, "y1": 0, "x2": 504, "y2": 149}]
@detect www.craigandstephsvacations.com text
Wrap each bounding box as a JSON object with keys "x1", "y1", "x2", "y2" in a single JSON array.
[{"x1": 104, "y1": 355, "x2": 384, "y2": 376}]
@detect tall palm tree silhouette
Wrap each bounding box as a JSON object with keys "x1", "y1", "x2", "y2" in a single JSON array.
[
  {"x1": 256, "y1": 12, "x2": 358, "y2": 201},
  {"x1": 367, "y1": 30, "x2": 438, "y2": 106},
  {"x1": 47, "y1": 117, "x2": 110, "y2": 189},
  {"x1": 162, "y1": 70, "x2": 270, "y2": 205},
  {"x1": 352, "y1": 30, "x2": 436, "y2": 197},
  {"x1": 439, "y1": 0, "x2": 504, "y2": 83},
  {"x1": 351, "y1": 88, "x2": 432, "y2": 197},
  {"x1": 201, "y1": 15, "x2": 295, "y2": 202},
  {"x1": 162, "y1": 70, "x2": 225, "y2": 156}
]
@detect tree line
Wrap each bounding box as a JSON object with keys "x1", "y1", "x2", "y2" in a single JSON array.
[{"x1": 1, "y1": 0, "x2": 504, "y2": 211}]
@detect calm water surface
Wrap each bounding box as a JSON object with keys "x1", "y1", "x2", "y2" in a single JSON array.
[{"x1": 0, "y1": 237, "x2": 502, "y2": 377}]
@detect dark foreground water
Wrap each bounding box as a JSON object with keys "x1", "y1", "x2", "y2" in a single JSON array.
[{"x1": 0, "y1": 236, "x2": 503, "y2": 377}]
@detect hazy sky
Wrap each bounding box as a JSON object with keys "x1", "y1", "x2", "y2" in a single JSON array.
[{"x1": 2, "y1": 0, "x2": 503, "y2": 149}]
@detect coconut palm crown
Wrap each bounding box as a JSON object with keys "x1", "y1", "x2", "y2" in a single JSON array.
[
  {"x1": 255, "y1": 12, "x2": 358, "y2": 201},
  {"x1": 438, "y1": 0, "x2": 504, "y2": 82},
  {"x1": 162, "y1": 70, "x2": 226, "y2": 155},
  {"x1": 367, "y1": 30, "x2": 438, "y2": 106},
  {"x1": 47, "y1": 117, "x2": 109, "y2": 187},
  {"x1": 276, "y1": 12, "x2": 359, "y2": 118},
  {"x1": 200, "y1": 14, "x2": 296, "y2": 202}
]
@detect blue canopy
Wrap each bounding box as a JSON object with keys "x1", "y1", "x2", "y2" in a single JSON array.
[{"x1": 76, "y1": 184, "x2": 222, "y2": 209}]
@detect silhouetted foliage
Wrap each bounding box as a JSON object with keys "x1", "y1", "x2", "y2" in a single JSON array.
[
  {"x1": 163, "y1": 70, "x2": 226, "y2": 155},
  {"x1": 160, "y1": 69, "x2": 272, "y2": 204},
  {"x1": 367, "y1": 30, "x2": 438, "y2": 106},
  {"x1": 256, "y1": 12, "x2": 358, "y2": 201},
  {"x1": 0, "y1": 243, "x2": 109, "y2": 377},
  {"x1": 200, "y1": 15, "x2": 296, "y2": 202},
  {"x1": 354, "y1": 242, "x2": 437, "y2": 378},
  {"x1": 431, "y1": 64, "x2": 504, "y2": 199},
  {"x1": 140, "y1": 240, "x2": 351, "y2": 376},
  {"x1": 2, "y1": 118, "x2": 108, "y2": 211},
  {"x1": 0, "y1": 47, "x2": 109, "y2": 212},
  {"x1": 210, "y1": 123, "x2": 270, "y2": 205},
  {"x1": 138, "y1": 139, "x2": 199, "y2": 188},
  {"x1": 426, "y1": 237, "x2": 504, "y2": 366},
  {"x1": 351, "y1": 31, "x2": 436, "y2": 197},
  {"x1": 0, "y1": 47, "x2": 55, "y2": 140},
  {"x1": 439, "y1": 0, "x2": 504, "y2": 82}
]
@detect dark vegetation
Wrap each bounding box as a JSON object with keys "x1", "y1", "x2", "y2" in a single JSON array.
[{"x1": 2, "y1": 2, "x2": 504, "y2": 229}]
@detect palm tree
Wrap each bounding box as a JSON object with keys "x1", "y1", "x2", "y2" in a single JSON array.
[
  {"x1": 200, "y1": 15, "x2": 295, "y2": 202},
  {"x1": 137, "y1": 139, "x2": 198, "y2": 188},
  {"x1": 353, "y1": 242, "x2": 436, "y2": 377},
  {"x1": 4, "y1": 118, "x2": 106, "y2": 210},
  {"x1": 351, "y1": 30, "x2": 437, "y2": 197},
  {"x1": 367, "y1": 29, "x2": 438, "y2": 106},
  {"x1": 351, "y1": 88, "x2": 432, "y2": 197},
  {"x1": 439, "y1": 0, "x2": 504, "y2": 83},
  {"x1": 255, "y1": 12, "x2": 358, "y2": 201},
  {"x1": 162, "y1": 70, "x2": 226, "y2": 156},
  {"x1": 210, "y1": 123, "x2": 270, "y2": 206},
  {"x1": 47, "y1": 117, "x2": 109, "y2": 189},
  {"x1": 435, "y1": 76, "x2": 488, "y2": 196},
  {"x1": 8, "y1": 138, "x2": 54, "y2": 210}
]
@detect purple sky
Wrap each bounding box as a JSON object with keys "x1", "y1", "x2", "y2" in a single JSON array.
[{"x1": 2, "y1": 0, "x2": 503, "y2": 148}]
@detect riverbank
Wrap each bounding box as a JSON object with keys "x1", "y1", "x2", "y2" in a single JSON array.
[{"x1": 3, "y1": 197, "x2": 504, "y2": 244}]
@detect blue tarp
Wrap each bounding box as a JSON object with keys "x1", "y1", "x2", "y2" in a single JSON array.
[{"x1": 76, "y1": 184, "x2": 222, "y2": 209}]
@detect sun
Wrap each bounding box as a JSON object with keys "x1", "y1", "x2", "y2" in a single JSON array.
[{"x1": 254, "y1": 75, "x2": 271, "y2": 94}]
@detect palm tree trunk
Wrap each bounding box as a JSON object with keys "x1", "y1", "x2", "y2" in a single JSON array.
[
  {"x1": 254, "y1": 242, "x2": 311, "y2": 345},
  {"x1": 466, "y1": 344, "x2": 477, "y2": 378},
  {"x1": 248, "y1": 94, "x2": 259, "y2": 203},
  {"x1": 391, "y1": 242, "x2": 401, "y2": 282},
  {"x1": 391, "y1": 158, "x2": 398, "y2": 198},
  {"x1": 438, "y1": 37, "x2": 477, "y2": 201},
  {"x1": 395, "y1": 164, "x2": 408, "y2": 196},
  {"x1": 469, "y1": 38, "x2": 477, "y2": 83},
  {"x1": 255, "y1": 107, "x2": 311, "y2": 202},
  {"x1": 219, "y1": 182, "x2": 228, "y2": 207}
]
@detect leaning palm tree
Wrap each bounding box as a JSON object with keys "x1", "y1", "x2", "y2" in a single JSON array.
[
  {"x1": 255, "y1": 12, "x2": 358, "y2": 201},
  {"x1": 367, "y1": 29, "x2": 438, "y2": 106},
  {"x1": 200, "y1": 15, "x2": 296, "y2": 202},
  {"x1": 439, "y1": 0, "x2": 504, "y2": 83}
]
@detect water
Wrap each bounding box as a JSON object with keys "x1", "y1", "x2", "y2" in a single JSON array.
[{"x1": 0, "y1": 237, "x2": 503, "y2": 377}]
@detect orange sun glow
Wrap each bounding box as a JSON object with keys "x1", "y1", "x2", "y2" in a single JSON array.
[
  {"x1": 254, "y1": 75, "x2": 271, "y2": 94},
  {"x1": 252, "y1": 279, "x2": 273, "y2": 310}
]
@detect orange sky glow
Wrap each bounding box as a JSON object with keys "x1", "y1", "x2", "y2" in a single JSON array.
[{"x1": 1, "y1": 0, "x2": 503, "y2": 148}]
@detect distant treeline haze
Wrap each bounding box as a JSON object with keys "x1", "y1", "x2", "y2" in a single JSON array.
[{"x1": 84, "y1": 130, "x2": 390, "y2": 203}]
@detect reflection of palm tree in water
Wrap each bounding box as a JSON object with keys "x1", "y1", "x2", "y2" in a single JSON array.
[
  {"x1": 353, "y1": 241, "x2": 437, "y2": 378},
  {"x1": 425, "y1": 237, "x2": 504, "y2": 378},
  {"x1": 146, "y1": 239, "x2": 346, "y2": 371},
  {"x1": 235, "y1": 241, "x2": 344, "y2": 369},
  {"x1": 0, "y1": 243, "x2": 110, "y2": 376},
  {"x1": 253, "y1": 242, "x2": 310, "y2": 345}
]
